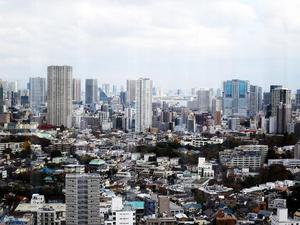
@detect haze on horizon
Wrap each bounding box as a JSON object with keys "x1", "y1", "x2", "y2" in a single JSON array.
[{"x1": 0, "y1": 0, "x2": 300, "y2": 91}]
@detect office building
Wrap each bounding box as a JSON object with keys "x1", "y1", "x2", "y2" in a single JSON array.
[
  {"x1": 47, "y1": 65, "x2": 72, "y2": 127},
  {"x1": 271, "y1": 87, "x2": 291, "y2": 117},
  {"x1": 276, "y1": 102, "x2": 291, "y2": 134},
  {"x1": 249, "y1": 85, "x2": 262, "y2": 116},
  {"x1": 271, "y1": 208, "x2": 300, "y2": 225},
  {"x1": 72, "y1": 79, "x2": 81, "y2": 102},
  {"x1": 29, "y1": 77, "x2": 46, "y2": 110},
  {"x1": 197, "y1": 88, "x2": 212, "y2": 113},
  {"x1": 135, "y1": 78, "x2": 152, "y2": 133},
  {"x1": 85, "y1": 79, "x2": 98, "y2": 104},
  {"x1": 223, "y1": 79, "x2": 249, "y2": 117},
  {"x1": 65, "y1": 173, "x2": 101, "y2": 225},
  {"x1": 126, "y1": 80, "x2": 136, "y2": 104}
]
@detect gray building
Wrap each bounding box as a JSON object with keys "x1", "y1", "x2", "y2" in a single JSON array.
[
  {"x1": 72, "y1": 79, "x2": 81, "y2": 102},
  {"x1": 249, "y1": 85, "x2": 262, "y2": 117},
  {"x1": 65, "y1": 173, "x2": 101, "y2": 225},
  {"x1": 29, "y1": 77, "x2": 46, "y2": 110},
  {"x1": 47, "y1": 65, "x2": 72, "y2": 127},
  {"x1": 85, "y1": 79, "x2": 98, "y2": 104},
  {"x1": 126, "y1": 80, "x2": 136, "y2": 104},
  {"x1": 197, "y1": 88, "x2": 212, "y2": 113}
]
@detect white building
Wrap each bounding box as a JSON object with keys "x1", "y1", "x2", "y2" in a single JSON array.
[
  {"x1": 65, "y1": 173, "x2": 101, "y2": 225},
  {"x1": 47, "y1": 65, "x2": 72, "y2": 127},
  {"x1": 271, "y1": 208, "x2": 300, "y2": 225},
  {"x1": 135, "y1": 78, "x2": 152, "y2": 133},
  {"x1": 198, "y1": 157, "x2": 214, "y2": 178}
]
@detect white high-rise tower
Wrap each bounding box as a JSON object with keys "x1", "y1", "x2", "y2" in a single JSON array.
[
  {"x1": 135, "y1": 78, "x2": 152, "y2": 133},
  {"x1": 47, "y1": 65, "x2": 72, "y2": 127}
]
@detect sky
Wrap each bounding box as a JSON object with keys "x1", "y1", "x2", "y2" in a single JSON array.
[{"x1": 0, "y1": 0, "x2": 300, "y2": 91}]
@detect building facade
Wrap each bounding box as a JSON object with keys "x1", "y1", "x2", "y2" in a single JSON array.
[
  {"x1": 47, "y1": 65, "x2": 72, "y2": 127},
  {"x1": 223, "y1": 79, "x2": 249, "y2": 117},
  {"x1": 135, "y1": 78, "x2": 152, "y2": 133},
  {"x1": 85, "y1": 79, "x2": 98, "y2": 104},
  {"x1": 72, "y1": 78, "x2": 81, "y2": 102},
  {"x1": 29, "y1": 77, "x2": 46, "y2": 110},
  {"x1": 65, "y1": 173, "x2": 101, "y2": 225}
]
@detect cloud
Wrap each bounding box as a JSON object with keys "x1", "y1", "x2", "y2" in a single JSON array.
[{"x1": 0, "y1": 0, "x2": 299, "y2": 90}]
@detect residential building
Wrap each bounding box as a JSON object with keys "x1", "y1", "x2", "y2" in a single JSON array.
[
  {"x1": 65, "y1": 173, "x2": 101, "y2": 225},
  {"x1": 198, "y1": 157, "x2": 214, "y2": 178},
  {"x1": 47, "y1": 65, "x2": 72, "y2": 127},
  {"x1": 72, "y1": 78, "x2": 81, "y2": 102},
  {"x1": 135, "y1": 78, "x2": 152, "y2": 133}
]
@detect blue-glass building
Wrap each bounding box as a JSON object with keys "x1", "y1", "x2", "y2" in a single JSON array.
[{"x1": 223, "y1": 79, "x2": 250, "y2": 117}]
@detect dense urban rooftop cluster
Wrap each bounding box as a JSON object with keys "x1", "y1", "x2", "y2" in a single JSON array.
[{"x1": 0, "y1": 67, "x2": 300, "y2": 225}]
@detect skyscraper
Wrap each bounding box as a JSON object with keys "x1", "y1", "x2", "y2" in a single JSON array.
[
  {"x1": 249, "y1": 85, "x2": 262, "y2": 117},
  {"x1": 85, "y1": 79, "x2": 98, "y2": 104},
  {"x1": 271, "y1": 87, "x2": 291, "y2": 117},
  {"x1": 296, "y1": 89, "x2": 300, "y2": 110},
  {"x1": 197, "y1": 88, "x2": 212, "y2": 113},
  {"x1": 65, "y1": 173, "x2": 101, "y2": 225},
  {"x1": 126, "y1": 80, "x2": 136, "y2": 104},
  {"x1": 0, "y1": 81, "x2": 3, "y2": 113},
  {"x1": 72, "y1": 79, "x2": 81, "y2": 102},
  {"x1": 135, "y1": 78, "x2": 152, "y2": 133},
  {"x1": 102, "y1": 83, "x2": 110, "y2": 96},
  {"x1": 29, "y1": 77, "x2": 46, "y2": 110},
  {"x1": 47, "y1": 65, "x2": 72, "y2": 127},
  {"x1": 223, "y1": 79, "x2": 249, "y2": 117}
]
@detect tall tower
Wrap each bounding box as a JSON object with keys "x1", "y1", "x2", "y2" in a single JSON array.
[
  {"x1": 135, "y1": 78, "x2": 152, "y2": 133},
  {"x1": 126, "y1": 80, "x2": 136, "y2": 104},
  {"x1": 29, "y1": 77, "x2": 46, "y2": 110},
  {"x1": 197, "y1": 88, "x2": 212, "y2": 113},
  {"x1": 72, "y1": 79, "x2": 81, "y2": 102},
  {"x1": 249, "y1": 85, "x2": 262, "y2": 117},
  {"x1": 47, "y1": 65, "x2": 72, "y2": 127},
  {"x1": 85, "y1": 79, "x2": 98, "y2": 104},
  {"x1": 65, "y1": 173, "x2": 101, "y2": 225},
  {"x1": 223, "y1": 79, "x2": 249, "y2": 117},
  {"x1": 0, "y1": 80, "x2": 3, "y2": 113}
]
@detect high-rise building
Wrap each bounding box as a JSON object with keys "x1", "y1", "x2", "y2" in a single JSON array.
[
  {"x1": 294, "y1": 141, "x2": 300, "y2": 159},
  {"x1": 85, "y1": 79, "x2": 98, "y2": 104},
  {"x1": 0, "y1": 81, "x2": 3, "y2": 113},
  {"x1": 276, "y1": 102, "x2": 291, "y2": 134},
  {"x1": 65, "y1": 173, "x2": 101, "y2": 225},
  {"x1": 29, "y1": 77, "x2": 46, "y2": 110},
  {"x1": 197, "y1": 88, "x2": 212, "y2": 113},
  {"x1": 249, "y1": 85, "x2": 262, "y2": 117},
  {"x1": 102, "y1": 83, "x2": 110, "y2": 96},
  {"x1": 126, "y1": 80, "x2": 136, "y2": 104},
  {"x1": 47, "y1": 65, "x2": 72, "y2": 127},
  {"x1": 271, "y1": 87, "x2": 291, "y2": 117},
  {"x1": 296, "y1": 90, "x2": 300, "y2": 110},
  {"x1": 72, "y1": 79, "x2": 81, "y2": 102},
  {"x1": 223, "y1": 79, "x2": 249, "y2": 117},
  {"x1": 135, "y1": 78, "x2": 152, "y2": 133}
]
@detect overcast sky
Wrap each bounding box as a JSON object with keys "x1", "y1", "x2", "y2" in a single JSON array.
[{"x1": 0, "y1": 0, "x2": 300, "y2": 91}]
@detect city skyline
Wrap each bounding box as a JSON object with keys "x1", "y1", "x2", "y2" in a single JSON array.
[{"x1": 0, "y1": 0, "x2": 300, "y2": 90}]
